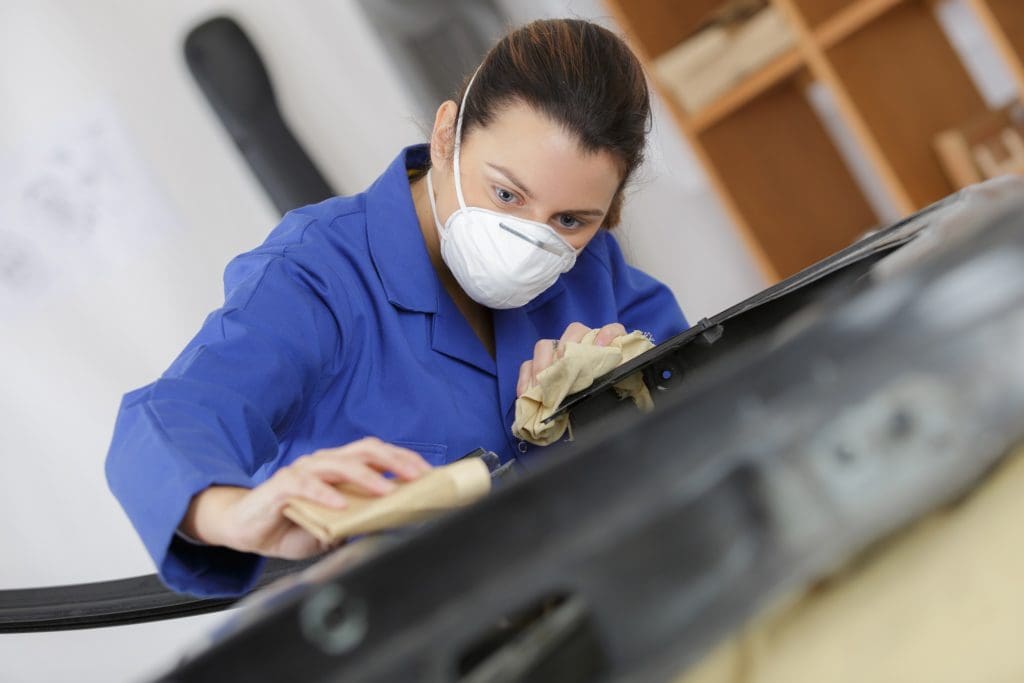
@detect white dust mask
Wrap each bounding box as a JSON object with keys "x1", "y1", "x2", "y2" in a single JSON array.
[{"x1": 425, "y1": 71, "x2": 578, "y2": 309}]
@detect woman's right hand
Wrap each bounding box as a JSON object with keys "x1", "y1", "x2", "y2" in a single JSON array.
[{"x1": 180, "y1": 437, "x2": 432, "y2": 559}]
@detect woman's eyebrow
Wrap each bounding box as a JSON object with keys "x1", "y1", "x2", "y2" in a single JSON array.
[
  {"x1": 565, "y1": 208, "x2": 605, "y2": 218},
  {"x1": 486, "y1": 162, "x2": 606, "y2": 217},
  {"x1": 486, "y1": 162, "x2": 535, "y2": 199}
]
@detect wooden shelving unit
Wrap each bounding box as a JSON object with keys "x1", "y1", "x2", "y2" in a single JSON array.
[
  {"x1": 606, "y1": 0, "x2": 1024, "y2": 281},
  {"x1": 969, "y1": 0, "x2": 1024, "y2": 95},
  {"x1": 814, "y1": 0, "x2": 906, "y2": 48},
  {"x1": 686, "y1": 48, "x2": 804, "y2": 133}
]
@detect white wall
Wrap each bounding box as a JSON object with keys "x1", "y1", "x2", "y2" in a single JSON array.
[{"x1": 0, "y1": 0, "x2": 1010, "y2": 681}]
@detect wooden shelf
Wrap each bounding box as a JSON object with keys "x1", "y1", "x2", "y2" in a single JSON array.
[
  {"x1": 826, "y1": 2, "x2": 988, "y2": 206},
  {"x1": 969, "y1": 0, "x2": 1024, "y2": 96},
  {"x1": 614, "y1": 0, "x2": 737, "y2": 60},
  {"x1": 814, "y1": 0, "x2": 906, "y2": 49},
  {"x1": 697, "y1": 74, "x2": 878, "y2": 277},
  {"x1": 789, "y1": 0, "x2": 860, "y2": 28},
  {"x1": 607, "y1": 0, "x2": 1024, "y2": 281},
  {"x1": 687, "y1": 48, "x2": 805, "y2": 132}
]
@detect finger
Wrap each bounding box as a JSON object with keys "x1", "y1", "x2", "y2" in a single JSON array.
[
  {"x1": 517, "y1": 360, "x2": 534, "y2": 397},
  {"x1": 306, "y1": 440, "x2": 431, "y2": 482},
  {"x1": 363, "y1": 446, "x2": 431, "y2": 480},
  {"x1": 270, "y1": 468, "x2": 348, "y2": 509},
  {"x1": 387, "y1": 445, "x2": 433, "y2": 475},
  {"x1": 559, "y1": 322, "x2": 592, "y2": 351},
  {"x1": 297, "y1": 476, "x2": 349, "y2": 509},
  {"x1": 321, "y1": 460, "x2": 398, "y2": 496},
  {"x1": 532, "y1": 338, "x2": 556, "y2": 383},
  {"x1": 302, "y1": 457, "x2": 406, "y2": 493},
  {"x1": 595, "y1": 322, "x2": 627, "y2": 347},
  {"x1": 349, "y1": 438, "x2": 431, "y2": 475}
]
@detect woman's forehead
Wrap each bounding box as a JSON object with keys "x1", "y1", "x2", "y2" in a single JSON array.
[{"x1": 463, "y1": 101, "x2": 622, "y2": 209}]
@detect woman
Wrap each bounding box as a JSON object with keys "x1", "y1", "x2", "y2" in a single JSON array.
[{"x1": 106, "y1": 18, "x2": 688, "y2": 597}]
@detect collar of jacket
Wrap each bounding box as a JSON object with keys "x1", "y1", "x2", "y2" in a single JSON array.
[{"x1": 364, "y1": 144, "x2": 440, "y2": 314}]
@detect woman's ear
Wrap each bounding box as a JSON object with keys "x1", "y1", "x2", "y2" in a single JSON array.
[{"x1": 430, "y1": 101, "x2": 458, "y2": 170}]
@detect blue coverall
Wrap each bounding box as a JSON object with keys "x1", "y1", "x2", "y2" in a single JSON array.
[{"x1": 105, "y1": 144, "x2": 688, "y2": 596}]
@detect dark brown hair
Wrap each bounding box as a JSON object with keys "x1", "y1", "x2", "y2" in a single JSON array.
[{"x1": 454, "y1": 18, "x2": 651, "y2": 228}]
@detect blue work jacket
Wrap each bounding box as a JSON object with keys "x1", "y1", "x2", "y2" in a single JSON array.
[{"x1": 105, "y1": 144, "x2": 688, "y2": 597}]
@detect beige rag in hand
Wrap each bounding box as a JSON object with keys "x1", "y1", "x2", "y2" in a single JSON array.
[
  {"x1": 512, "y1": 329, "x2": 655, "y2": 447},
  {"x1": 282, "y1": 458, "x2": 491, "y2": 544}
]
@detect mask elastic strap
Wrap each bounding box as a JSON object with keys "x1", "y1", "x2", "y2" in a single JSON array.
[{"x1": 452, "y1": 65, "x2": 481, "y2": 211}]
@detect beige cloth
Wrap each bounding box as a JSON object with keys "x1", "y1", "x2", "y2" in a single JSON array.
[
  {"x1": 677, "y1": 443, "x2": 1024, "y2": 683},
  {"x1": 282, "y1": 458, "x2": 491, "y2": 544},
  {"x1": 512, "y1": 329, "x2": 655, "y2": 446}
]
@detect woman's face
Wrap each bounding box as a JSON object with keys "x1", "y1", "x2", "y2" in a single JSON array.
[{"x1": 429, "y1": 99, "x2": 623, "y2": 251}]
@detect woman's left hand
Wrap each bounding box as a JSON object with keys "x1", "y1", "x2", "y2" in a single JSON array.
[{"x1": 516, "y1": 321, "x2": 627, "y2": 397}]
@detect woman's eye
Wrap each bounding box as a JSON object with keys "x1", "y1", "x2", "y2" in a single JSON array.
[
  {"x1": 557, "y1": 214, "x2": 581, "y2": 229},
  {"x1": 494, "y1": 187, "x2": 517, "y2": 204}
]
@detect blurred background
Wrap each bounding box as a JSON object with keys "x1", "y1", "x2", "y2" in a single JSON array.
[{"x1": 0, "y1": 0, "x2": 1021, "y2": 680}]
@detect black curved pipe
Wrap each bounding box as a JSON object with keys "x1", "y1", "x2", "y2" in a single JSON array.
[
  {"x1": 0, "y1": 15, "x2": 349, "y2": 634},
  {"x1": 0, "y1": 558, "x2": 315, "y2": 633},
  {"x1": 184, "y1": 16, "x2": 337, "y2": 214}
]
